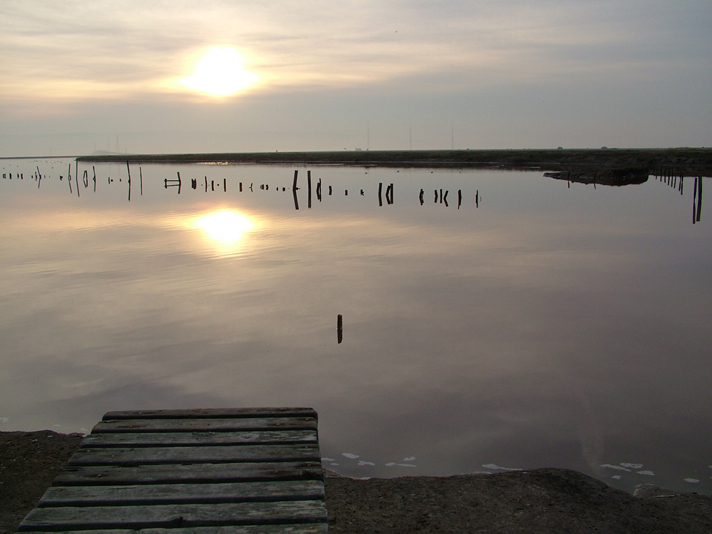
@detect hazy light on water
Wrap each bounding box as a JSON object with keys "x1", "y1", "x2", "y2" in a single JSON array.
[{"x1": 191, "y1": 208, "x2": 257, "y2": 253}]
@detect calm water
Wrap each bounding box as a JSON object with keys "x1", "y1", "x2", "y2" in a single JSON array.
[{"x1": 1, "y1": 158, "x2": 710, "y2": 495}]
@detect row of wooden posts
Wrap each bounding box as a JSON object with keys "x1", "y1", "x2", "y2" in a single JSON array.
[{"x1": 654, "y1": 173, "x2": 703, "y2": 223}]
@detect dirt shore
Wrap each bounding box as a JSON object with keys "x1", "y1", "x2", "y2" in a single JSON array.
[
  {"x1": 2, "y1": 430, "x2": 710, "y2": 533},
  {"x1": 76, "y1": 148, "x2": 712, "y2": 177}
]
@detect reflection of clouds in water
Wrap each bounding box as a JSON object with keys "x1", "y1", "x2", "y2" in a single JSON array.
[
  {"x1": 637, "y1": 470, "x2": 655, "y2": 476},
  {"x1": 342, "y1": 453, "x2": 359, "y2": 459},
  {"x1": 600, "y1": 464, "x2": 631, "y2": 472},
  {"x1": 358, "y1": 461, "x2": 375, "y2": 466},
  {"x1": 612, "y1": 475, "x2": 622, "y2": 480},
  {"x1": 321, "y1": 458, "x2": 335, "y2": 462},
  {"x1": 685, "y1": 478, "x2": 700, "y2": 483},
  {"x1": 403, "y1": 456, "x2": 416, "y2": 461},
  {"x1": 620, "y1": 463, "x2": 643, "y2": 469}
]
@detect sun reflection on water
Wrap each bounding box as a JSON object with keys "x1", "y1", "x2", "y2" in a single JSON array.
[{"x1": 191, "y1": 209, "x2": 257, "y2": 255}]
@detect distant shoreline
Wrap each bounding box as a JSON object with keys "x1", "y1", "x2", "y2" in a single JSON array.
[{"x1": 72, "y1": 148, "x2": 712, "y2": 176}]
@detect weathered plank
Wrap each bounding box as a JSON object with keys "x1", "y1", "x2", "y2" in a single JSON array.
[
  {"x1": 68, "y1": 445, "x2": 320, "y2": 466},
  {"x1": 103, "y1": 408, "x2": 318, "y2": 420},
  {"x1": 39, "y1": 480, "x2": 324, "y2": 507},
  {"x1": 20, "y1": 500, "x2": 328, "y2": 531},
  {"x1": 21, "y1": 525, "x2": 328, "y2": 534},
  {"x1": 91, "y1": 417, "x2": 317, "y2": 434},
  {"x1": 54, "y1": 461, "x2": 324, "y2": 486},
  {"x1": 80, "y1": 430, "x2": 317, "y2": 448}
]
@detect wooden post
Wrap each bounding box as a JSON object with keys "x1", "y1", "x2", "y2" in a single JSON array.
[
  {"x1": 93, "y1": 166, "x2": 97, "y2": 192},
  {"x1": 293, "y1": 170, "x2": 299, "y2": 191},
  {"x1": 693, "y1": 177, "x2": 698, "y2": 224},
  {"x1": 308, "y1": 170, "x2": 312, "y2": 209},
  {"x1": 419, "y1": 188, "x2": 424, "y2": 205},
  {"x1": 140, "y1": 167, "x2": 143, "y2": 195},
  {"x1": 317, "y1": 179, "x2": 322, "y2": 201},
  {"x1": 697, "y1": 176, "x2": 703, "y2": 222},
  {"x1": 476, "y1": 190, "x2": 479, "y2": 208},
  {"x1": 224, "y1": 178, "x2": 226, "y2": 192},
  {"x1": 337, "y1": 314, "x2": 343, "y2": 344},
  {"x1": 457, "y1": 189, "x2": 462, "y2": 209},
  {"x1": 378, "y1": 182, "x2": 383, "y2": 207}
]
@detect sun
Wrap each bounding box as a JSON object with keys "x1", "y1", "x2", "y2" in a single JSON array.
[{"x1": 181, "y1": 47, "x2": 259, "y2": 97}]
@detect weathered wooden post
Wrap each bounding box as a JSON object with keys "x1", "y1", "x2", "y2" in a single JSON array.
[
  {"x1": 693, "y1": 177, "x2": 698, "y2": 224},
  {"x1": 293, "y1": 170, "x2": 299, "y2": 191},
  {"x1": 419, "y1": 188, "x2": 424, "y2": 205},
  {"x1": 93, "y1": 167, "x2": 97, "y2": 192},
  {"x1": 317, "y1": 178, "x2": 322, "y2": 201},
  {"x1": 139, "y1": 167, "x2": 143, "y2": 195},
  {"x1": 337, "y1": 314, "x2": 343, "y2": 344},
  {"x1": 458, "y1": 189, "x2": 462, "y2": 209},
  {"x1": 308, "y1": 170, "x2": 312, "y2": 209},
  {"x1": 378, "y1": 182, "x2": 383, "y2": 206},
  {"x1": 224, "y1": 178, "x2": 226, "y2": 192}
]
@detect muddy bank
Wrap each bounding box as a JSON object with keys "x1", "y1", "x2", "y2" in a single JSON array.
[
  {"x1": 2, "y1": 431, "x2": 710, "y2": 534},
  {"x1": 77, "y1": 148, "x2": 712, "y2": 177}
]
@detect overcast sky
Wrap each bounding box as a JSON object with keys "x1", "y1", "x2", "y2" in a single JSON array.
[{"x1": 1, "y1": 0, "x2": 710, "y2": 156}]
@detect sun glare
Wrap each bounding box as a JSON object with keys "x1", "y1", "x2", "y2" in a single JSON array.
[
  {"x1": 193, "y1": 209, "x2": 255, "y2": 246},
  {"x1": 181, "y1": 47, "x2": 259, "y2": 97}
]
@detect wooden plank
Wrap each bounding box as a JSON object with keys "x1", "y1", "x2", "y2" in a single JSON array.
[
  {"x1": 80, "y1": 430, "x2": 317, "y2": 448},
  {"x1": 21, "y1": 525, "x2": 328, "y2": 534},
  {"x1": 68, "y1": 444, "x2": 321, "y2": 466},
  {"x1": 91, "y1": 418, "x2": 317, "y2": 434},
  {"x1": 54, "y1": 461, "x2": 324, "y2": 486},
  {"x1": 39, "y1": 480, "x2": 324, "y2": 507},
  {"x1": 19, "y1": 500, "x2": 328, "y2": 531},
  {"x1": 103, "y1": 408, "x2": 318, "y2": 421}
]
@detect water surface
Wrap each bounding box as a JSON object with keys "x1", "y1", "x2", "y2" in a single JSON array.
[{"x1": 1, "y1": 158, "x2": 710, "y2": 494}]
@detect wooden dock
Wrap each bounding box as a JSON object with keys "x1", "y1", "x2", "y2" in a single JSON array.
[{"x1": 19, "y1": 408, "x2": 328, "y2": 533}]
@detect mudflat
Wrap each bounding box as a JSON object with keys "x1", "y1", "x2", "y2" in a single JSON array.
[
  {"x1": 77, "y1": 147, "x2": 712, "y2": 176},
  {"x1": 2, "y1": 430, "x2": 710, "y2": 533}
]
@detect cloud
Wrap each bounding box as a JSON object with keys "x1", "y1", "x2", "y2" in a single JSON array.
[{"x1": 2, "y1": 0, "x2": 710, "y2": 106}]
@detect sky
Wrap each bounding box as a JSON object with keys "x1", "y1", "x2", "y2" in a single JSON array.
[{"x1": 1, "y1": 0, "x2": 710, "y2": 156}]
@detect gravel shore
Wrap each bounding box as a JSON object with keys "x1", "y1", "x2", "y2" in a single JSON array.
[{"x1": 2, "y1": 430, "x2": 710, "y2": 533}]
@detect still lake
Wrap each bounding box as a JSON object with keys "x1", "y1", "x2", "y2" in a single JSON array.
[{"x1": 1, "y1": 158, "x2": 710, "y2": 494}]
